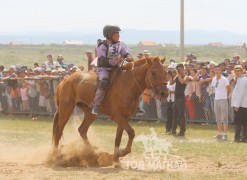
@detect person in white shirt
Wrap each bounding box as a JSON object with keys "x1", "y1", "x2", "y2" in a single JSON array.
[
  {"x1": 166, "y1": 70, "x2": 176, "y2": 134},
  {"x1": 211, "y1": 65, "x2": 231, "y2": 140},
  {"x1": 20, "y1": 81, "x2": 30, "y2": 111},
  {"x1": 231, "y1": 65, "x2": 247, "y2": 142},
  {"x1": 45, "y1": 54, "x2": 58, "y2": 70}
]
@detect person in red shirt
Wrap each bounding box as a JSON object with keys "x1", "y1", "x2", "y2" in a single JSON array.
[{"x1": 85, "y1": 49, "x2": 94, "y2": 71}]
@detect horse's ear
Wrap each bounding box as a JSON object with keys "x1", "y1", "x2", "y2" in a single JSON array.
[
  {"x1": 160, "y1": 56, "x2": 166, "y2": 64},
  {"x1": 122, "y1": 63, "x2": 132, "y2": 70},
  {"x1": 146, "y1": 57, "x2": 153, "y2": 65}
]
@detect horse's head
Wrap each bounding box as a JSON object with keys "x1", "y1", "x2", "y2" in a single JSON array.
[{"x1": 145, "y1": 56, "x2": 168, "y2": 101}]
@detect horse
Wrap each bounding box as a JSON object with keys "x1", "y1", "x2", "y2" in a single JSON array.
[{"x1": 52, "y1": 56, "x2": 168, "y2": 163}]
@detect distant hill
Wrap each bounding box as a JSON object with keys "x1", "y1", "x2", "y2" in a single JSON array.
[{"x1": 0, "y1": 29, "x2": 247, "y2": 45}]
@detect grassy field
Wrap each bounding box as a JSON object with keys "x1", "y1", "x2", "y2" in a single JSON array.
[
  {"x1": 0, "y1": 44, "x2": 246, "y2": 68},
  {"x1": 0, "y1": 115, "x2": 247, "y2": 180}
]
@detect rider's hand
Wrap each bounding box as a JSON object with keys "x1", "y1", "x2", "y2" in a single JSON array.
[
  {"x1": 126, "y1": 57, "x2": 134, "y2": 62},
  {"x1": 115, "y1": 58, "x2": 123, "y2": 65},
  {"x1": 126, "y1": 55, "x2": 134, "y2": 62}
]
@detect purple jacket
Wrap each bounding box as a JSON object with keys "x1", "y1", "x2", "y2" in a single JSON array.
[{"x1": 97, "y1": 41, "x2": 129, "y2": 69}]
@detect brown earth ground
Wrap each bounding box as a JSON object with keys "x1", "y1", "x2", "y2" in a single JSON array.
[{"x1": 0, "y1": 117, "x2": 247, "y2": 180}]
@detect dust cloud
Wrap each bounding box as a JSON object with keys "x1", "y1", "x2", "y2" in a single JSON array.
[{"x1": 0, "y1": 115, "x2": 114, "y2": 168}]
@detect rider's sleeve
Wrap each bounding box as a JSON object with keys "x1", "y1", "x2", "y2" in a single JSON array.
[
  {"x1": 97, "y1": 43, "x2": 107, "y2": 59},
  {"x1": 120, "y1": 42, "x2": 130, "y2": 58}
]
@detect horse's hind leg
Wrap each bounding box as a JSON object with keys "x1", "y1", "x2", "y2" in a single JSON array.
[
  {"x1": 78, "y1": 108, "x2": 96, "y2": 146},
  {"x1": 53, "y1": 103, "x2": 75, "y2": 148}
]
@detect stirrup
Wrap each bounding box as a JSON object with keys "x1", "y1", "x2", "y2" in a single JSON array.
[{"x1": 92, "y1": 105, "x2": 99, "y2": 115}]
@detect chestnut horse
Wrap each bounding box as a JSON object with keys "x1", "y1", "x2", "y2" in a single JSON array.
[{"x1": 52, "y1": 56, "x2": 168, "y2": 162}]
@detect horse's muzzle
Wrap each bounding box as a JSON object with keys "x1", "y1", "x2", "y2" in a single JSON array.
[
  {"x1": 154, "y1": 90, "x2": 168, "y2": 102},
  {"x1": 160, "y1": 91, "x2": 168, "y2": 98}
]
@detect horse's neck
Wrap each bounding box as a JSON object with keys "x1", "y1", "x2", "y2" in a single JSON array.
[
  {"x1": 128, "y1": 63, "x2": 148, "y2": 97},
  {"x1": 109, "y1": 63, "x2": 148, "y2": 100}
]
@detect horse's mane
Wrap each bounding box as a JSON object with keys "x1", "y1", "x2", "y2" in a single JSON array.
[{"x1": 122, "y1": 56, "x2": 165, "y2": 70}]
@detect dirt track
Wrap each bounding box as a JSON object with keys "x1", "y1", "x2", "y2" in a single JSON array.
[
  {"x1": 0, "y1": 145, "x2": 163, "y2": 180},
  {"x1": 1, "y1": 140, "x2": 247, "y2": 180},
  {"x1": 1, "y1": 117, "x2": 247, "y2": 179}
]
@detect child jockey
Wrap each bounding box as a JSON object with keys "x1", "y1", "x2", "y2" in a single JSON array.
[{"x1": 92, "y1": 25, "x2": 132, "y2": 114}]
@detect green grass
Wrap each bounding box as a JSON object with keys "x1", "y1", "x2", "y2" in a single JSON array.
[
  {"x1": 0, "y1": 115, "x2": 247, "y2": 179},
  {"x1": 0, "y1": 44, "x2": 246, "y2": 68}
]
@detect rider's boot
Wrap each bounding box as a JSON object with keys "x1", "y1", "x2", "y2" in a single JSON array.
[{"x1": 92, "y1": 105, "x2": 100, "y2": 115}]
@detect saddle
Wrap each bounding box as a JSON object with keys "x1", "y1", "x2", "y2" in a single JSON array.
[{"x1": 95, "y1": 67, "x2": 122, "y2": 91}]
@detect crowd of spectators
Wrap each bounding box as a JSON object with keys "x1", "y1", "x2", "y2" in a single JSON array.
[
  {"x1": 0, "y1": 54, "x2": 85, "y2": 119},
  {"x1": 139, "y1": 51, "x2": 246, "y2": 123}
]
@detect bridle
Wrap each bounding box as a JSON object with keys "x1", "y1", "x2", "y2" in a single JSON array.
[{"x1": 131, "y1": 58, "x2": 167, "y2": 93}]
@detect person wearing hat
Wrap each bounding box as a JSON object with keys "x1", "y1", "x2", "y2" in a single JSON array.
[
  {"x1": 65, "y1": 63, "x2": 74, "y2": 72},
  {"x1": 232, "y1": 53, "x2": 241, "y2": 65},
  {"x1": 51, "y1": 69, "x2": 58, "y2": 73},
  {"x1": 186, "y1": 53, "x2": 196, "y2": 63},
  {"x1": 137, "y1": 53, "x2": 143, "y2": 59},
  {"x1": 2, "y1": 69, "x2": 9, "y2": 75},
  {"x1": 142, "y1": 50, "x2": 150, "y2": 57},
  {"x1": 9, "y1": 65, "x2": 16, "y2": 75},
  {"x1": 208, "y1": 61, "x2": 216, "y2": 71},
  {"x1": 92, "y1": 24, "x2": 133, "y2": 115},
  {"x1": 226, "y1": 65, "x2": 235, "y2": 123},
  {"x1": 85, "y1": 49, "x2": 94, "y2": 71},
  {"x1": 33, "y1": 67, "x2": 43, "y2": 79},
  {"x1": 15, "y1": 67, "x2": 24, "y2": 78},
  {"x1": 57, "y1": 55, "x2": 66, "y2": 69},
  {"x1": 55, "y1": 64, "x2": 62, "y2": 70},
  {"x1": 231, "y1": 65, "x2": 247, "y2": 142},
  {"x1": 44, "y1": 68, "x2": 52, "y2": 77}
]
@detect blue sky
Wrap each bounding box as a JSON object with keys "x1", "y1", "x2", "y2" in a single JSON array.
[{"x1": 0, "y1": 0, "x2": 246, "y2": 34}]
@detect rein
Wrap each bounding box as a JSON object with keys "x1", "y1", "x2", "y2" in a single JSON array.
[
  {"x1": 131, "y1": 58, "x2": 167, "y2": 93},
  {"x1": 131, "y1": 61, "x2": 144, "y2": 93}
]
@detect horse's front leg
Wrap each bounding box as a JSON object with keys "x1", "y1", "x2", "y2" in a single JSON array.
[
  {"x1": 117, "y1": 121, "x2": 135, "y2": 158},
  {"x1": 113, "y1": 125, "x2": 124, "y2": 163}
]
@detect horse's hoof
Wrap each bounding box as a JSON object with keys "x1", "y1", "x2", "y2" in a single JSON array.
[
  {"x1": 91, "y1": 145, "x2": 98, "y2": 150},
  {"x1": 113, "y1": 161, "x2": 121, "y2": 168},
  {"x1": 113, "y1": 154, "x2": 120, "y2": 163},
  {"x1": 117, "y1": 148, "x2": 125, "y2": 157},
  {"x1": 84, "y1": 143, "x2": 98, "y2": 151}
]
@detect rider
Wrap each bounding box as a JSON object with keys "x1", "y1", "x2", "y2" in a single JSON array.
[{"x1": 92, "y1": 25, "x2": 132, "y2": 115}]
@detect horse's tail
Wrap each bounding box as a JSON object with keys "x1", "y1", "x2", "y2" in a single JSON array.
[
  {"x1": 52, "y1": 80, "x2": 63, "y2": 146},
  {"x1": 52, "y1": 110, "x2": 59, "y2": 146}
]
